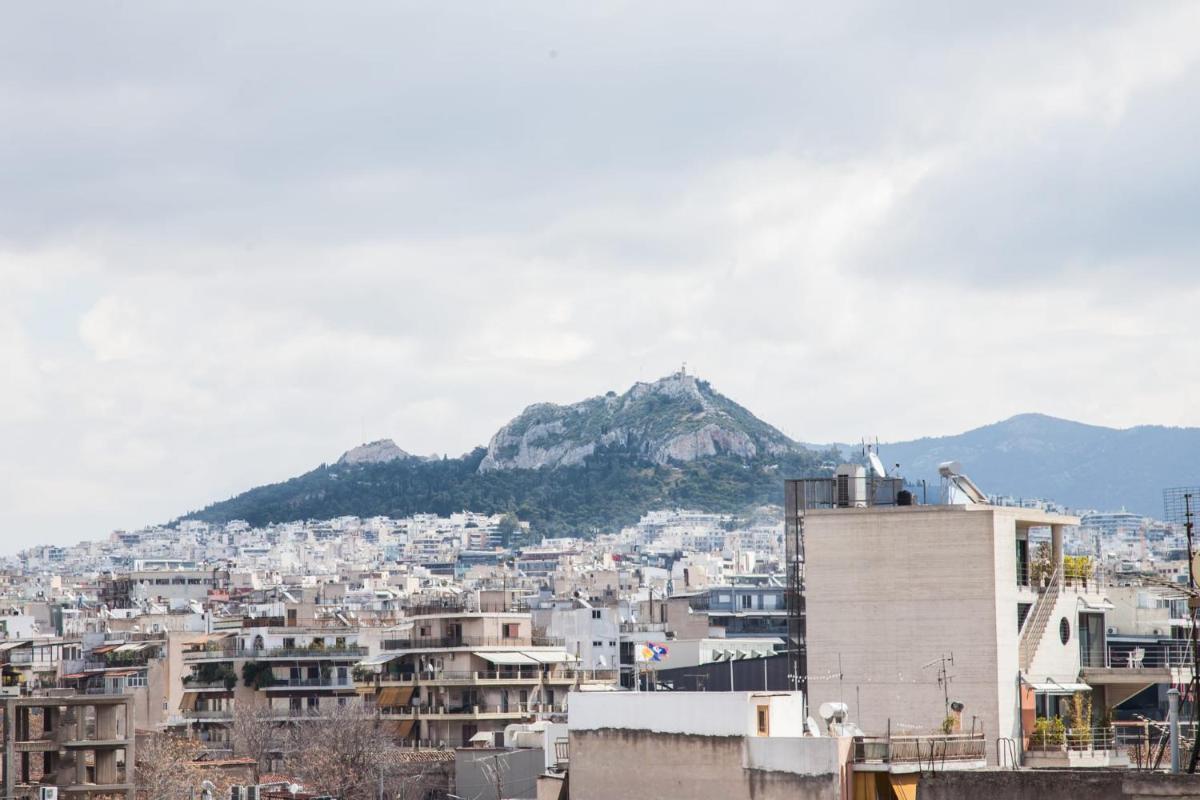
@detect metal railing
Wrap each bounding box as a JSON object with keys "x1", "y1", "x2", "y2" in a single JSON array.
[
  {"x1": 1088, "y1": 641, "x2": 1196, "y2": 670},
  {"x1": 853, "y1": 733, "x2": 986, "y2": 763},
  {"x1": 269, "y1": 677, "x2": 353, "y2": 688},
  {"x1": 379, "y1": 635, "x2": 563, "y2": 651},
  {"x1": 1029, "y1": 726, "x2": 1118, "y2": 753},
  {"x1": 1019, "y1": 562, "x2": 1062, "y2": 672},
  {"x1": 379, "y1": 702, "x2": 568, "y2": 717},
  {"x1": 372, "y1": 669, "x2": 617, "y2": 684},
  {"x1": 184, "y1": 645, "x2": 368, "y2": 660}
]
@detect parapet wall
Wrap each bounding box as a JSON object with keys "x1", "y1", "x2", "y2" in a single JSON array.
[{"x1": 918, "y1": 770, "x2": 1200, "y2": 800}]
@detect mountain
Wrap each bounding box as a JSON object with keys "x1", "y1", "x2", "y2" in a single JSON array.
[
  {"x1": 479, "y1": 372, "x2": 798, "y2": 471},
  {"x1": 872, "y1": 413, "x2": 1200, "y2": 516},
  {"x1": 182, "y1": 373, "x2": 833, "y2": 537},
  {"x1": 337, "y1": 439, "x2": 414, "y2": 465}
]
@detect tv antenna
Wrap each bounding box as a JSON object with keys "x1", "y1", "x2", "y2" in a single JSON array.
[
  {"x1": 1164, "y1": 487, "x2": 1200, "y2": 772},
  {"x1": 922, "y1": 652, "x2": 955, "y2": 719}
]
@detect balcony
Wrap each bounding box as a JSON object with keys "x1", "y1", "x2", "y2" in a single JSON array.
[
  {"x1": 370, "y1": 669, "x2": 618, "y2": 687},
  {"x1": 379, "y1": 702, "x2": 568, "y2": 720},
  {"x1": 1025, "y1": 726, "x2": 1128, "y2": 768},
  {"x1": 184, "y1": 709, "x2": 233, "y2": 721},
  {"x1": 379, "y1": 636, "x2": 564, "y2": 651},
  {"x1": 853, "y1": 733, "x2": 986, "y2": 765},
  {"x1": 265, "y1": 678, "x2": 354, "y2": 689},
  {"x1": 1081, "y1": 641, "x2": 1194, "y2": 684},
  {"x1": 184, "y1": 645, "x2": 368, "y2": 661}
]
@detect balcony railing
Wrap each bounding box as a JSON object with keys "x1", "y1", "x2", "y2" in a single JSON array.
[
  {"x1": 379, "y1": 636, "x2": 563, "y2": 651},
  {"x1": 184, "y1": 645, "x2": 368, "y2": 661},
  {"x1": 370, "y1": 669, "x2": 617, "y2": 685},
  {"x1": 1029, "y1": 726, "x2": 1118, "y2": 753},
  {"x1": 269, "y1": 678, "x2": 353, "y2": 688},
  {"x1": 1081, "y1": 641, "x2": 1194, "y2": 669},
  {"x1": 379, "y1": 702, "x2": 568, "y2": 717},
  {"x1": 853, "y1": 733, "x2": 986, "y2": 763}
]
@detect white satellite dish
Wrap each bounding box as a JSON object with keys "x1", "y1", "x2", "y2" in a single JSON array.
[
  {"x1": 868, "y1": 451, "x2": 887, "y2": 478},
  {"x1": 806, "y1": 716, "x2": 822, "y2": 737}
]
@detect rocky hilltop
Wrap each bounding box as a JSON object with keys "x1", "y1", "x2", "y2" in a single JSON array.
[
  {"x1": 478, "y1": 371, "x2": 799, "y2": 471},
  {"x1": 337, "y1": 439, "x2": 413, "y2": 465}
]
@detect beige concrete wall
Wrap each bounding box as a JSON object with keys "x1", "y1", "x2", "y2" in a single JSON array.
[
  {"x1": 569, "y1": 730, "x2": 840, "y2": 800},
  {"x1": 806, "y1": 507, "x2": 1014, "y2": 755}
]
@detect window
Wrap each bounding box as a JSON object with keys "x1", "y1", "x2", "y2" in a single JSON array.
[
  {"x1": 1059, "y1": 617, "x2": 1071, "y2": 645},
  {"x1": 591, "y1": 610, "x2": 601, "y2": 620},
  {"x1": 741, "y1": 595, "x2": 753, "y2": 609},
  {"x1": 592, "y1": 641, "x2": 602, "y2": 647},
  {"x1": 283, "y1": 638, "x2": 296, "y2": 649},
  {"x1": 503, "y1": 623, "x2": 520, "y2": 639},
  {"x1": 756, "y1": 705, "x2": 770, "y2": 736}
]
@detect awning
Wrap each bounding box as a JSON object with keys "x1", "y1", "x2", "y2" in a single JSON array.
[
  {"x1": 377, "y1": 686, "x2": 414, "y2": 708},
  {"x1": 356, "y1": 653, "x2": 402, "y2": 667},
  {"x1": 382, "y1": 719, "x2": 415, "y2": 739},
  {"x1": 1078, "y1": 597, "x2": 1115, "y2": 611},
  {"x1": 180, "y1": 692, "x2": 199, "y2": 711},
  {"x1": 476, "y1": 652, "x2": 539, "y2": 665},
  {"x1": 60, "y1": 673, "x2": 87, "y2": 680},
  {"x1": 889, "y1": 774, "x2": 918, "y2": 800},
  {"x1": 0, "y1": 641, "x2": 30, "y2": 652},
  {"x1": 91, "y1": 644, "x2": 120, "y2": 655},
  {"x1": 1027, "y1": 681, "x2": 1092, "y2": 694},
  {"x1": 113, "y1": 643, "x2": 151, "y2": 653},
  {"x1": 522, "y1": 651, "x2": 578, "y2": 664}
]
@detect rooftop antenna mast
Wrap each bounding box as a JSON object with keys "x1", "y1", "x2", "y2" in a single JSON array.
[
  {"x1": 922, "y1": 653, "x2": 955, "y2": 719},
  {"x1": 1165, "y1": 487, "x2": 1200, "y2": 772}
]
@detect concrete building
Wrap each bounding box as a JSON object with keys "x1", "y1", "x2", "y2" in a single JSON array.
[
  {"x1": 803, "y1": 501, "x2": 1119, "y2": 766},
  {"x1": 567, "y1": 691, "x2": 850, "y2": 800},
  {"x1": 1, "y1": 692, "x2": 135, "y2": 799},
  {"x1": 356, "y1": 610, "x2": 615, "y2": 747}
]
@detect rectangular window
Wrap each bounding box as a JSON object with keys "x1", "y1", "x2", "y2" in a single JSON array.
[
  {"x1": 503, "y1": 623, "x2": 520, "y2": 639},
  {"x1": 591, "y1": 610, "x2": 601, "y2": 619},
  {"x1": 757, "y1": 706, "x2": 770, "y2": 736},
  {"x1": 741, "y1": 595, "x2": 753, "y2": 609}
]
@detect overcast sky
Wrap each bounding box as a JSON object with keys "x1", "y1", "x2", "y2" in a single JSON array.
[{"x1": 4, "y1": 2, "x2": 1200, "y2": 548}]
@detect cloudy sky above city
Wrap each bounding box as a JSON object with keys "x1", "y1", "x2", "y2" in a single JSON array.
[{"x1": 4, "y1": 2, "x2": 1200, "y2": 546}]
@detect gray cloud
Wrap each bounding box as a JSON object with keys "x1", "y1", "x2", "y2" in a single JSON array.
[{"x1": 2, "y1": 2, "x2": 1200, "y2": 547}]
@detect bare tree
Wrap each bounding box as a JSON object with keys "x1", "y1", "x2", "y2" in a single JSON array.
[
  {"x1": 135, "y1": 733, "x2": 206, "y2": 800},
  {"x1": 282, "y1": 704, "x2": 409, "y2": 800},
  {"x1": 229, "y1": 703, "x2": 281, "y2": 783}
]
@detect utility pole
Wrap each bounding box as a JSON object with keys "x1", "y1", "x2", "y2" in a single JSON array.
[{"x1": 492, "y1": 753, "x2": 503, "y2": 800}]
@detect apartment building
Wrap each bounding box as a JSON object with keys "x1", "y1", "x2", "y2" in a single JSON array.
[
  {"x1": 356, "y1": 609, "x2": 616, "y2": 747},
  {"x1": 1, "y1": 692, "x2": 135, "y2": 799},
  {"x1": 799, "y1": 492, "x2": 1122, "y2": 767},
  {"x1": 177, "y1": 623, "x2": 365, "y2": 753}
]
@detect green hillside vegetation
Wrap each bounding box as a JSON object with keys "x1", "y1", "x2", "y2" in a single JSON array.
[{"x1": 182, "y1": 445, "x2": 834, "y2": 539}]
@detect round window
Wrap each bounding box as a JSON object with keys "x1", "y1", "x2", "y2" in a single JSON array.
[{"x1": 1059, "y1": 617, "x2": 1070, "y2": 645}]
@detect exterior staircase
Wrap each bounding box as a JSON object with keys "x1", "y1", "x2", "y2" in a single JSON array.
[{"x1": 1019, "y1": 562, "x2": 1062, "y2": 673}]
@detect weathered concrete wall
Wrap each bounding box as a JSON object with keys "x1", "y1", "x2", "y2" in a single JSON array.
[
  {"x1": 569, "y1": 729, "x2": 841, "y2": 800},
  {"x1": 918, "y1": 770, "x2": 1200, "y2": 800}
]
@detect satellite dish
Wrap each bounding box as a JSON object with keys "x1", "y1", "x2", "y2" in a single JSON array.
[
  {"x1": 806, "y1": 716, "x2": 822, "y2": 736},
  {"x1": 868, "y1": 451, "x2": 887, "y2": 478}
]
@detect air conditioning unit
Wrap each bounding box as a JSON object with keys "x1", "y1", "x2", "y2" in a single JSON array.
[
  {"x1": 1106, "y1": 627, "x2": 1119, "y2": 635},
  {"x1": 39, "y1": 788, "x2": 58, "y2": 800}
]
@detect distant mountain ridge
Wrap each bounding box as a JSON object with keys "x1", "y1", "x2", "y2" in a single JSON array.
[
  {"x1": 857, "y1": 413, "x2": 1200, "y2": 517},
  {"x1": 181, "y1": 377, "x2": 1199, "y2": 533},
  {"x1": 181, "y1": 372, "x2": 830, "y2": 536}
]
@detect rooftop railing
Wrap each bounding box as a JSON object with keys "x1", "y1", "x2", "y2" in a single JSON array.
[{"x1": 853, "y1": 733, "x2": 986, "y2": 764}]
